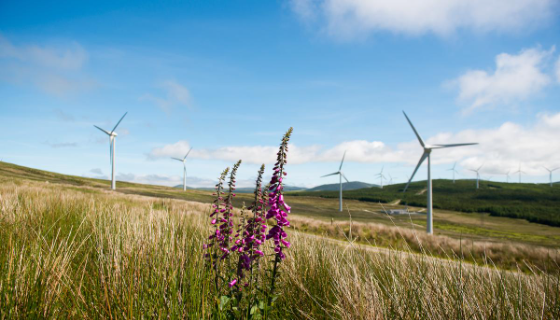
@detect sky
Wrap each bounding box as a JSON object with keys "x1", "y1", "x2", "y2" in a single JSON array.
[{"x1": 1, "y1": 0, "x2": 560, "y2": 188}]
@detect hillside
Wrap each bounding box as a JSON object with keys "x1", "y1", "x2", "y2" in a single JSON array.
[
  {"x1": 2, "y1": 161, "x2": 560, "y2": 251},
  {"x1": 291, "y1": 179, "x2": 560, "y2": 227},
  {"x1": 306, "y1": 181, "x2": 376, "y2": 192}
]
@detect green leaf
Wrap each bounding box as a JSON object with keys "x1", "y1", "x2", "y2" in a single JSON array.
[
  {"x1": 250, "y1": 305, "x2": 258, "y2": 315},
  {"x1": 219, "y1": 295, "x2": 231, "y2": 309}
]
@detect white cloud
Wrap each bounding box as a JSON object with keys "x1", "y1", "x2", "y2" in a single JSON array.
[
  {"x1": 149, "y1": 112, "x2": 560, "y2": 177},
  {"x1": 140, "y1": 80, "x2": 191, "y2": 113},
  {"x1": 290, "y1": 0, "x2": 556, "y2": 38},
  {"x1": 0, "y1": 35, "x2": 95, "y2": 96},
  {"x1": 451, "y1": 46, "x2": 555, "y2": 113}
]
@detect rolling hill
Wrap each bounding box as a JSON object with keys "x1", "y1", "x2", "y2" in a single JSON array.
[
  {"x1": 290, "y1": 179, "x2": 560, "y2": 227},
  {"x1": 306, "y1": 181, "x2": 376, "y2": 191}
]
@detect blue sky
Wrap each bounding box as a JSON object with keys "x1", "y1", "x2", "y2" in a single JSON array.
[{"x1": 1, "y1": 0, "x2": 560, "y2": 188}]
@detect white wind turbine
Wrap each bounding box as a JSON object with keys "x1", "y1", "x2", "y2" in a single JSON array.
[
  {"x1": 94, "y1": 112, "x2": 128, "y2": 190},
  {"x1": 321, "y1": 151, "x2": 349, "y2": 212},
  {"x1": 172, "y1": 148, "x2": 193, "y2": 191},
  {"x1": 447, "y1": 162, "x2": 459, "y2": 183},
  {"x1": 402, "y1": 111, "x2": 478, "y2": 235},
  {"x1": 514, "y1": 163, "x2": 524, "y2": 183},
  {"x1": 375, "y1": 166, "x2": 386, "y2": 189},
  {"x1": 505, "y1": 170, "x2": 511, "y2": 183},
  {"x1": 469, "y1": 164, "x2": 483, "y2": 189},
  {"x1": 543, "y1": 166, "x2": 559, "y2": 187}
]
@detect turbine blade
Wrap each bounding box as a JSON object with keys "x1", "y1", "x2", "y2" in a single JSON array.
[
  {"x1": 403, "y1": 152, "x2": 428, "y2": 192},
  {"x1": 111, "y1": 112, "x2": 128, "y2": 134},
  {"x1": 94, "y1": 125, "x2": 111, "y2": 135},
  {"x1": 171, "y1": 157, "x2": 183, "y2": 162},
  {"x1": 321, "y1": 172, "x2": 339, "y2": 178},
  {"x1": 402, "y1": 111, "x2": 425, "y2": 147},
  {"x1": 184, "y1": 147, "x2": 193, "y2": 160},
  {"x1": 339, "y1": 150, "x2": 346, "y2": 171},
  {"x1": 432, "y1": 143, "x2": 478, "y2": 149},
  {"x1": 342, "y1": 173, "x2": 349, "y2": 183}
]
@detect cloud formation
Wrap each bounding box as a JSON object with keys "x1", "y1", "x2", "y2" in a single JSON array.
[
  {"x1": 0, "y1": 35, "x2": 95, "y2": 96},
  {"x1": 140, "y1": 80, "x2": 191, "y2": 113},
  {"x1": 450, "y1": 46, "x2": 556, "y2": 113},
  {"x1": 149, "y1": 112, "x2": 560, "y2": 177},
  {"x1": 290, "y1": 0, "x2": 556, "y2": 39}
]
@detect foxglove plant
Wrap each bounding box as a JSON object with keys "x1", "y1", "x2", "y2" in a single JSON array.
[
  {"x1": 266, "y1": 127, "x2": 293, "y2": 305},
  {"x1": 231, "y1": 164, "x2": 267, "y2": 287},
  {"x1": 203, "y1": 128, "x2": 293, "y2": 317},
  {"x1": 219, "y1": 160, "x2": 241, "y2": 261}
]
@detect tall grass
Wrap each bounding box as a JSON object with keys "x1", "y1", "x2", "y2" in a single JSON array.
[{"x1": 1, "y1": 181, "x2": 559, "y2": 319}]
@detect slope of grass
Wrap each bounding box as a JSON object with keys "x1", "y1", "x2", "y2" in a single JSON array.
[
  {"x1": 291, "y1": 179, "x2": 560, "y2": 227},
  {"x1": 1, "y1": 180, "x2": 559, "y2": 319}
]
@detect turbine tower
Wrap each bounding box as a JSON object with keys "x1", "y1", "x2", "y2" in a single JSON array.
[
  {"x1": 402, "y1": 111, "x2": 478, "y2": 235},
  {"x1": 94, "y1": 112, "x2": 127, "y2": 190},
  {"x1": 469, "y1": 164, "x2": 483, "y2": 189},
  {"x1": 172, "y1": 148, "x2": 193, "y2": 191},
  {"x1": 375, "y1": 166, "x2": 386, "y2": 189},
  {"x1": 543, "y1": 166, "x2": 559, "y2": 187},
  {"x1": 505, "y1": 170, "x2": 511, "y2": 183},
  {"x1": 321, "y1": 151, "x2": 349, "y2": 212},
  {"x1": 447, "y1": 162, "x2": 459, "y2": 183}
]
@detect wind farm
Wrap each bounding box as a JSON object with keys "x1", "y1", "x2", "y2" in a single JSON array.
[{"x1": 2, "y1": 1, "x2": 560, "y2": 319}]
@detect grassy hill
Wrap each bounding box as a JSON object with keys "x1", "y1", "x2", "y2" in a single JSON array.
[
  {"x1": 291, "y1": 179, "x2": 560, "y2": 227},
  {"x1": 1, "y1": 161, "x2": 559, "y2": 252},
  {"x1": 306, "y1": 181, "x2": 375, "y2": 191}
]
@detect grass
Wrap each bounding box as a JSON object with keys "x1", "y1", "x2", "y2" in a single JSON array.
[{"x1": 1, "y1": 180, "x2": 560, "y2": 319}]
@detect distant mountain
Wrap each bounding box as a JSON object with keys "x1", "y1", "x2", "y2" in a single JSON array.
[{"x1": 306, "y1": 181, "x2": 376, "y2": 192}]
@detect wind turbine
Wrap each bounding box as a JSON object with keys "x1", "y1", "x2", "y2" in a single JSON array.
[
  {"x1": 387, "y1": 174, "x2": 393, "y2": 186},
  {"x1": 402, "y1": 111, "x2": 478, "y2": 235},
  {"x1": 469, "y1": 164, "x2": 483, "y2": 189},
  {"x1": 514, "y1": 163, "x2": 524, "y2": 183},
  {"x1": 172, "y1": 148, "x2": 193, "y2": 191},
  {"x1": 94, "y1": 112, "x2": 127, "y2": 190},
  {"x1": 447, "y1": 162, "x2": 459, "y2": 183},
  {"x1": 375, "y1": 166, "x2": 386, "y2": 189},
  {"x1": 321, "y1": 151, "x2": 349, "y2": 212},
  {"x1": 505, "y1": 170, "x2": 511, "y2": 183},
  {"x1": 543, "y1": 166, "x2": 559, "y2": 187}
]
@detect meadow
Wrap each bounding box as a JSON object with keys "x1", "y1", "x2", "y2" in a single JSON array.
[{"x1": 1, "y1": 179, "x2": 560, "y2": 319}]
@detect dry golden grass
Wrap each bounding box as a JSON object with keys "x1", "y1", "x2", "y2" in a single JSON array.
[{"x1": 1, "y1": 180, "x2": 559, "y2": 319}]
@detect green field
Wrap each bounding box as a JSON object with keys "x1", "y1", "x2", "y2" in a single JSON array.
[{"x1": 291, "y1": 179, "x2": 560, "y2": 227}]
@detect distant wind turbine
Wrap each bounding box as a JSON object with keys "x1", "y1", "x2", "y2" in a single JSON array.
[
  {"x1": 375, "y1": 166, "x2": 386, "y2": 189},
  {"x1": 321, "y1": 151, "x2": 349, "y2": 212},
  {"x1": 514, "y1": 163, "x2": 524, "y2": 183},
  {"x1": 94, "y1": 112, "x2": 128, "y2": 190},
  {"x1": 469, "y1": 164, "x2": 483, "y2": 189},
  {"x1": 543, "y1": 166, "x2": 559, "y2": 187},
  {"x1": 505, "y1": 170, "x2": 511, "y2": 183},
  {"x1": 388, "y1": 174, "x2": 393, "y2": 186},
  {"x1": 447, "y1": 162, "x2": 459, "y2": 183},
  {"x1": 402, "y1": 111, "x2": 478, "y2": 235},
  {"x1": 172, "y1": 148, "x2": 193, "y2": 191}
]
